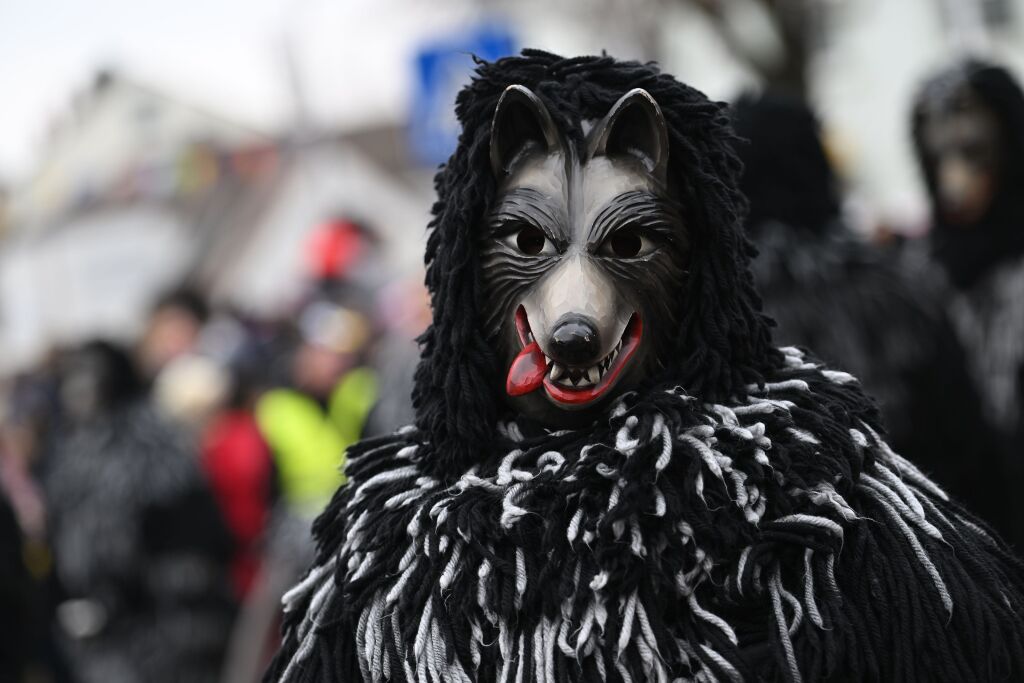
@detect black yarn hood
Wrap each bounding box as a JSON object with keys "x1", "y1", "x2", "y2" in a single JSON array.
[
  {"x1": 413, "y1": 50, "x2": 777, "y2": 476},
  {"x1": 912, "y1": 58, "x2": 1024, "y2": 289},
  {"x1": 732, "y1": 92, "x2": 841, "y2": 236}
]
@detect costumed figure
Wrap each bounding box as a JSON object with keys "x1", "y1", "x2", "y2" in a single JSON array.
[
  {"x1": 43, "y1": 340, "x2": 235, "y2": 683},
  {"x1": 267, "y1": 52, "x2": 1024, "y2": 682},
  {"x1": 733, "y1": 92, "x2": 1014, "y2": 542},
  {"x1": 912, "y1": 60, "x2": 1024, "y2": 516}
]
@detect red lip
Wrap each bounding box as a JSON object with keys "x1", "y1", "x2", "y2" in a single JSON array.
[{"x1": 506, "y1": 307, "x2": 643, "y2": 406}]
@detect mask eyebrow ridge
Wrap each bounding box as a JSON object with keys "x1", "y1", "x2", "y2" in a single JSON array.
[
  {"x1": 487, "y1": 187, "x2": 565, "y2": 239},
  {"x1": 587, "y1": 190, "x2": 682, "y2": 247}
]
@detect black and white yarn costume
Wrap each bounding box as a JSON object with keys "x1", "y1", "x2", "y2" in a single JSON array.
[
  {"x1": 948, "y1": 254, "x2": 1024, "y2": 439},
  {"x1": 912, "y1": 59, "x2": 1024, "y2": 439},
  {"x1": 45, "y1": 400, "x2": 235, "y2": 683},
  {"x1": 266, "y1": 52, "x2": 1024, "y2": 682},
  {"x1": 912, "y1": 60, "x2": 1024, "y2": 544},
  {"x1": 733, "y1": 93, "x2": 1014, "y2": 542}
]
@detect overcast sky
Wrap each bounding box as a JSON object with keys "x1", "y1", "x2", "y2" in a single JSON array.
[{"x1": 0, "y1": 0, "x2": 481, "y2": 182}]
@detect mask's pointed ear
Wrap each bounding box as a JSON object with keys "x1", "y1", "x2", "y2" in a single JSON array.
[
  {"x1": 587, "y1": 88, "x2": 669, "y2": 184},
  {"x1": 490, "y1": 85, "x2": 562, "y2": 179}
]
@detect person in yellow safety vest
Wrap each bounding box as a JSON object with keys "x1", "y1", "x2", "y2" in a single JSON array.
[{"x1": 257, "y1": 302, "x2": 377, "y2": 517}]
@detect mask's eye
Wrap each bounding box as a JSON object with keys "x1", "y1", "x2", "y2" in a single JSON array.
[
  {"x1": 504, "y1": 225, "x2": 557, "y2": 256},
  {"x1": 600, "y1": 230, "x2": 656, "y2": 259}
]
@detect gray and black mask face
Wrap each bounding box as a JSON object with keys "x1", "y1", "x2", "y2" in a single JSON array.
[{"x1": 480, "y1": 85, "x2": 688, "y2": 427}]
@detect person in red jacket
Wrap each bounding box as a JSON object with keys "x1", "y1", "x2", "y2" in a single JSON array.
[
  {"x1": 200, "y1": 334, "x2": 276, "y2": 600},
  {"x1": 202, "y1": 409, "x2": 273, "y2": 599}
]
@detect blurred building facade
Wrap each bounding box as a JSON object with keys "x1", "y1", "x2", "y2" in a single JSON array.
[
  {"x1": 0, "y1": 72, "x2": 265, "y2": 372},
  {"x1": 0, "y1": 69, "x2": 434, "y2": 374}
]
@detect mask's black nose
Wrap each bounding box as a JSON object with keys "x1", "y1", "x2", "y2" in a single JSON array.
[{"x1": 549, "y1": 315, "x2": 601, "y2": 366}]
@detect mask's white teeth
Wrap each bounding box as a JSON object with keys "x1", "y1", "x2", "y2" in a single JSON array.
[
  {"x1": 527, "y1": 331, "x2": 535, "y2": 343},
  {"x1": 545, "y1": 329, "x2": 631, "y2": 390}
]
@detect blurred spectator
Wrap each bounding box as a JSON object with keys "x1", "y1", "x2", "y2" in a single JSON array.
[
  {"x1": 42, "y1": 340, "x2": 235, "y2": 683},
  {"x1": 913, "y1": 60, "x2": 1024, "y2": 460},
  {"x1": 137, "y1": 288, "x2": 210, "y2": 382},
  {"x1": 733, "y1": 91, "x2": 1016, "y2": 540},
  {"x1": 141, "y1": 291, "x2": 275, "y2": 602},
  {"x1": 0, "y1": 487, "x2": 34, "y2": 682},
  {"x1": 198, "y1": 319, "x2": 276, "y2": 600},
  {"x1": 0, "y1": 371, "x2": 69, "y2": 682},
  {"x1": 253, "y1": 216, "x2": 382, "y2": 517},
  {"x1": 256, "y1": 298, "x2": 377, "y2": 518},
  {"x1": 0, "y1": 372, "x2": 53, "y2": 545},
  {"x1": 304, "y1": 217, "x2": 378, "y2": 283},
  {"x1": 153, "y1": 353, "x2": 231, "y2": 433}
]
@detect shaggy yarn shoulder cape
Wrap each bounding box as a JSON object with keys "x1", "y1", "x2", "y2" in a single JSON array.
[
  {"x1": 266, "y1": 52, "x2": 1024, "y2": 682},
  {"x1": 266, "y1": 348, "x2": 1024, "y2": 682}
]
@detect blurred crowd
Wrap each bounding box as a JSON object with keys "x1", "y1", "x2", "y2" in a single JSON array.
[
  {"x1": 0, "y1": 218, "x2": 429, "y2": 682},
  {"x1": 3, "y1": 51, "x2": 1024, "y2": 683}
]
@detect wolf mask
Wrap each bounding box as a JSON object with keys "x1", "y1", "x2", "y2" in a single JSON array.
[{"x1": 483, "y1": 85, "x2": 685, "y2": 426}]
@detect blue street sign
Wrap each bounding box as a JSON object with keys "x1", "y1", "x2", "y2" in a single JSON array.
[{"x1": 409, "y1": 24, "x2": 517, "y2": 167}]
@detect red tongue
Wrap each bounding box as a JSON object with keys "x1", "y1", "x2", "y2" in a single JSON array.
[{"x1": 506, "y1": 341, "x2": 548, "y2": 396}]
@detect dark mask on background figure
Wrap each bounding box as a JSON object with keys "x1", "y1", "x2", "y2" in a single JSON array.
[
  {"x1": 480, "y1": 86, "x2": 688, "y2": 427},
  {"x1": 913, "y1": 61, "x2": 1024, "y2": 289},
  {"x1": 919, "y1": 81, "x2": 1003, "y2": 228}
]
